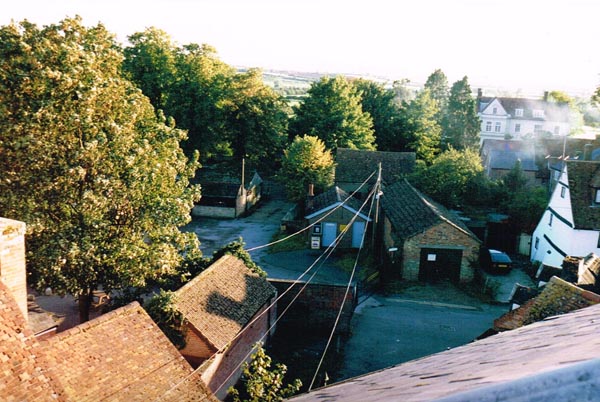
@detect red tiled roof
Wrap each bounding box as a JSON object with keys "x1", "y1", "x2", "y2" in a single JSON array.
[
  {"x1": 174, "y1": 254, "x2": 276, "y2": 351},
  {"x1": 0, "y1": 281, "x2": 56, "y2": 401},
  {"x1": 40, "y1": 302, "x2": 216, "y2": 401}
]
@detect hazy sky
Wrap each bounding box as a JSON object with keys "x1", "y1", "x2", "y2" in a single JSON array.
[{"x1": 3, "y1": 0, "x2": 600, "y2": 96}]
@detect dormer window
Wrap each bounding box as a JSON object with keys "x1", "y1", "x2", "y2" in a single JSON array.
[
  {"x1": 493, "y1": 107, "x2": 497, "y2": 114},
  {"x1": 595, "y1": 189, "x2": 600, "y2": 204},
  {"x1": 533, "y1": 109, "x2": 545, "y2": 118},
  {"x1": 515, "y1": 108, "x2": 523, "y2": 117}
]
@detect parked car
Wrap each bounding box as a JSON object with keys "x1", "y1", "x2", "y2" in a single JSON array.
[{"x1": 480, "y1": 248, "x2": 512, "y2": 274}]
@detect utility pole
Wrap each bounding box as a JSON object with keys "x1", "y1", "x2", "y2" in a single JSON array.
[{"x1": 371, "y1": 162, "x2": 382, "y2": 250}]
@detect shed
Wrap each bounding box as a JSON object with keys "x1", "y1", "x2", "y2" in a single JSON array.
[
  {"x1": 380, "y1": 180, "x2": 481, "y2": 283},
  {"x1": 304, "y1": 186, "x2": 372, "y2": 249}
]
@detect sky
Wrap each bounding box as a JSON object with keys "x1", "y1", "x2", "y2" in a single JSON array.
[{"x1": 3, "y1": 0, "x2": 600, "y2": 97}]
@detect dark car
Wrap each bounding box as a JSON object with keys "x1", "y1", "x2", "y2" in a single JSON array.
[{"x1": 480, "y1": 248, "x2": 512, "y2": 274}]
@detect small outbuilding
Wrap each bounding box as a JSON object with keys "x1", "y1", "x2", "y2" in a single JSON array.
[
  {"x1": 304, "y1": 186, "x2": 372, "y2": 249},
  {"x1": 380, "y1": 179, "x2": 481, "y2": 283}
]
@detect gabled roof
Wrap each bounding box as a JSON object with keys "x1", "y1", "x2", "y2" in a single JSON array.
[
  {"x1": 290, "y1": 300, "x2": 600, "y2": 402},
  {"x1": 380, "y1": 180, "x2": 479, "y2": 242},
  {"x1": 565, "y1": 160, "x2": 600, "y2": 229},
  {"x1": 494, "y1": 276, "x2": 600, "y2": 331},
  {"x1": 335, "y1": 148, "x2": 415, "y2": 186},
  {"x1": 41, "y1": 302, "x2": 216, "y2": 402},
  {"x1": 304, "y1": 186, "x2": 371, "y2": 221},
  {"x1": 0, "y1": 281, "x2": 56, "y2": 401},
  {"x1": 174, "y1": 254, "x2": 276, "y2": 351},
  {"x1": 479, "y1": 96, "x2": 570, "y2": 122}
]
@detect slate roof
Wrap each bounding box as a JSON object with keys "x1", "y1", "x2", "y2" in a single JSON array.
[
  {"x1": 487, "y1": 150, "x2": 538, "y2": 171},
  {"x1": 494, "y1": 276, "x2": 600, "y2": 331},
  {"x1": 41, "y1": 302, "x2": 216, "y2": 402},
  {"x1": 174, "y1": 254, "x2": 276, "y2": 351},
  {"x1": 479, "y1": 97, "x2": 570, "y2": 122},
  {"x1": 380, "y1": 179, "x2": 479, "y2": 242},
  {"x1": 0, "y1": 281, "x2": 56, "y2": 402},
  {"x1": 565, "y1": 160, "x2": 600, "y2": 229},
  {"x1": 290, "y1": 300, "x2": 600, "y2": 402},
  {"x1": 335, "y1": 148, "x2": 415, "y2": 186},
  {"x1": 304, "y1": 186, "x2": 371, "y2": 221}
]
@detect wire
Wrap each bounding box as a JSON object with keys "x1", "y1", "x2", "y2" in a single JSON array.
[
  {"x1": 246, "y1": 170, "x2": 376, "y2": 252},
  {"x1": 158, "y1": 183, "x2": 377, "y2": 402},
  {"x1": 307, "y1": 182, "x2": 377, "y2": 391}
]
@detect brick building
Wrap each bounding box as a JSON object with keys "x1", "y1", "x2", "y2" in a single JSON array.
[
  {"x1": 173, "y1": 254, "x2": 277, "y2": 399},
  {"x1": 380, "y1": 180, "x2": 481, "y2": 283}
]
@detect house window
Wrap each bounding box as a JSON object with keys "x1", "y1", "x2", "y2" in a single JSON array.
[
  {"x1": 534, "y1": 124, "x2": 543, "y2": 132},
  {"x1": 495, "y1": 122, "x2": 501, "y2": 132},
  {"x1": 493, "y1": 107, "x2": 497, "y2": 114},
  {"x1": 549, "y1": 214, "x2": 553, "y2": 226},
  {"x1": 515, "y1": 123, "x2": 521, "y2": 133},
  {"x1": 533, "y1": 109, "x2": 544, "y2": 118},
  {"x1": 485, "y1": 121, "x2": 492, "y2": 132},
  {"x1": 554, "y1": 126, "x2": 560, "y2": 135},
  {"x1": 535, "y1": 237, "x2": 539, "y2": 249},
  {"x1": 515, "y1": 108, "x2": 523, "y2": 117},
  {"x1": 560, "y1": 186, "x2": 566, "y2": 198},
  {"x1": 595, "y1": 189, "x2": 600, "y2": 204}
]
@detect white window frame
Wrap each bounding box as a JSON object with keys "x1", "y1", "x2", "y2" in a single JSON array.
[
  {"x1": 485, "y1": 121, "x2": 492, "y2": 132},
  {"x1": 595, "y1": 189, "x2": 600, "y2": 204},
  {"x1": 515, "y1": 108, "x2": 523, "y2": 117},
  {"x1": 533, "y1": 109, "x2": 545, "y2": 118},
  {"x1": 493, "y1": 107, "x2": 497, "y2": 114},
  {"x1": 515, "y1": 123, "x2": 521, "y2": 133},
  {"x1": 561, "y1": 186, "x2": 566, "y2": 198},
  {"x1": 495, "y1": 122, "x2": 501, "y2": 132}
]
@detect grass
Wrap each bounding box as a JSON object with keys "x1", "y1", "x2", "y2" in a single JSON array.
[
  {"x1": 268, "y1": 231, "x2": 307, "y2": 254},
  {"x1": 334, "y1": 251, "x2": 377, "y2": 282}
]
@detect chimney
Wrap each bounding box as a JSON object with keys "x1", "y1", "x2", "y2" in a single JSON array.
[
  {"x1": 477, "y1": 88, "x2": 482, "y2": 99},
  {"x1": 0, "y1": 218, "x2": 28, "y2": 321},
  {"x1": 543, "y1": 91, "x2": 549, "y2": 102},
  {"x1": 584, "y1": 143, "x2": 593, "y2": 161}
]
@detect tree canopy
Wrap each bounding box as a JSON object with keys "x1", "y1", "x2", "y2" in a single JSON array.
[
  {"x1": 0, "y1": 17, "x2": 200, "y2": 322},
  {"x1": 402, "y1": 89, "x2": 442, "y2": 164},
  {"x1": 290, "y1": 76, "x2": 375, "y2": 152},
  {"x1": 279, "y1": 135, "x2": 335, "y2": 203},
  {"x1": 443, "y1": 76, "x2": 480, "y2": 150},
  {"x1": 424, "y1": 69, "x2": 449, "y2": 127}
]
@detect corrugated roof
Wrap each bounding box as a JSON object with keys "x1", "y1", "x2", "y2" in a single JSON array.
[
  {"x1": 380, "y1": 180, "x2": 478, "y2": 242},
  {"x1": 174, "y1": 254, "x2": 276, "y2": 351},
  {"x1": 290, "y1": 299, "x2": 600, "y2": 402},
  {"x1": 41, "y1": 302, "x2": 216, "y2": 402},
  {"x1": 566, "y1": 160, "x2": 600, "y2": 229},
  {"x1": 335, "y1": 148, "x2": 415, "y2": 186}
]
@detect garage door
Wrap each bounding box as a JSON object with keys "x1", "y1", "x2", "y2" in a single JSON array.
[{"x1": 418, "y1": 248, "x2": 462, "y2": 283}]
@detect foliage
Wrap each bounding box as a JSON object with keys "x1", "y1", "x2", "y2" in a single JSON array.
[
  {"x1": 211, "y1": 238, "x2": 267, "y2": 277},
  {"x1": 351, "y1": 78, "x2": 402, "y2": 151},
  {"x1": 391, "y1": 78, "x2": 414, "y2": 104},
  {"x1": 504, "y1": 186, "x2": 548, "y2": 234},
  {"x1": 290, "y1": 76, "x2": 375, "y2": 152},
  {"x1": 411, "y1": 147, "x2": 484, "y2": 208},
  {"x1": 268, "y1": 232, "x2": 307, "y2": 253},
  {"x1": 145, "y1": 290, "x2": 188, "y2": 349},
  {"x1": 124, "y1": 29, "x2": 289, "y2": 167},
  {"x1": 228, "y1": 344, "x2": 302, "y2": 402},
  {"x1": 402, "y1": 89, "x2": 442, "y2": 164},
  {"x1": 0, "y1": 18, "x2": 200, "y2": 322},
  {"x1": 424, "y1": 69, "x2": 449, "y2": 126},
  {"x1": 501, "y1": 160, "x2": 528, "y2": 194},
  {"x1": 443, "y1": 76, "x2": 480, "y2": 150},
  {"x1": 279, "y1": 135, "x2": 335, "y2": 203}
]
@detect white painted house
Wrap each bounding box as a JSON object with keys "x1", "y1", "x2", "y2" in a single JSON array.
[
  {"x1": 530, "y1": 159, "x2": 600, "y2": 269},
  {"x1": 478, "y1": 92, "x2": 571, "y2": 143}
]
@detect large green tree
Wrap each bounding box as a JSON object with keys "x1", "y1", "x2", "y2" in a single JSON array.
[
  {"x1": 443, "y1": 76, "x2": 480, "y2": 150},
  {"x1": 279, "y1": 135, "x2": 335, "y2": 203},
  {"x1": 424, "y1": 69, "x2": 449, "y2": 127},
  {"x1": 0, "y1": 18, "x2": 200, "y2": 322},
  {"x1": 290, "y1": 76, "x2": 375, "y2": 152},
  {"x1": 411, "y1": 147, "x2": 484, "y2": 208},
  {"x1": 402, "y1": 89, "x2": 442, "y2": 164},
  {"x1": 352, "y1": 78, "x2": 402, "y2": 151}
]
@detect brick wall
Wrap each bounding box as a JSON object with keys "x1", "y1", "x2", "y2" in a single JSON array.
[
  {"x1": 0, "y1": 218, "x2": 27, "y2": 320},
  {"x1": 402, "y1": 222, "x2": 479, "y2": 283},
  {"x1": 200, "y1": 302, "x2": 274, "y2": 400},
  {"x1": 269, "y1": 279, "x2": 356, "y2": 334}
]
